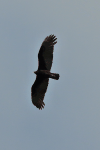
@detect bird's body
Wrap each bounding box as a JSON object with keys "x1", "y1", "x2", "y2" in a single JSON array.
[
  {"x1": 34, "y1": 70, "x2": 59, "y2": 80},
  {"x1": 31, "y1": 35, "x2": 59, "y2": 110}
]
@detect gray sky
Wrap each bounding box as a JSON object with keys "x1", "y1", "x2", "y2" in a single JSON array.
[{"x1": 0, "y1": 0, "x2": 100, "y2": 149}]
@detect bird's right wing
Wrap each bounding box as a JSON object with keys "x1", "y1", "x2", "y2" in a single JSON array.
[{"x1": 31, "y1": 76, "x2": 49, "y2": 110}]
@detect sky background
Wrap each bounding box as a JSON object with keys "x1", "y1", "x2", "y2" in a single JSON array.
[{"x1": 0, "y1": 0, "x2": 100, "y2": 150}]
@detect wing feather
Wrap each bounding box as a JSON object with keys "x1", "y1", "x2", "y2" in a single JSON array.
[
  {"x1": 31, "y1": 76, "x2": 49, "y2": 109},
  {"x1": 38, "y1": 34, "x2": 57, "y2": 71}
]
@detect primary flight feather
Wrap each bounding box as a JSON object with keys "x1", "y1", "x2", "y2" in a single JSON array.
[{"x1": 31, "y1": 34, "x2": 59, "y2": 110}]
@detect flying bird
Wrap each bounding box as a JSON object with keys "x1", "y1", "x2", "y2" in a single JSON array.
[{"x1": 31, "y1": 35, "x2": 59, "y2": 110}]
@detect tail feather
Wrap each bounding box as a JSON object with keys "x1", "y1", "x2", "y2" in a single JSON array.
[{"x1": 50, "y1": 73, "x2": 60, "y2": 80}]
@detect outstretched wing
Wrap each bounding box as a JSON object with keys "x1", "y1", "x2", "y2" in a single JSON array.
[
  {"x1": 31, "y1": 76, "x2": 49, "y2": 109},
  {"x1": 38, "y1": 34, "x2": 57, "y2": 71}
]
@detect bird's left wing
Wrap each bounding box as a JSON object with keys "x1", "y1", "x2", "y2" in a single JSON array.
[
  {"x1": 38, "y1": 35, "x2": 57, "y2": 71},
  {"x1": 31, "y1": 76, "x2": 49, "y2": 110}
]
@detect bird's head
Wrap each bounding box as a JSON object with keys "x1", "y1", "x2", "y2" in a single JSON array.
[{"x1": 34, "y1": 71, "x2": 37, "y2": 74}]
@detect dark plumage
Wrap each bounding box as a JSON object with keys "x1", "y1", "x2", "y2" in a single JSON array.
[{"x1": 31, "y1": 35, "x2": 59, "y2": 110}]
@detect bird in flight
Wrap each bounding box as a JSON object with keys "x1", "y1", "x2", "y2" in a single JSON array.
[{"x1": 31, "y1": 35, "x2": 60, "y2": 110}]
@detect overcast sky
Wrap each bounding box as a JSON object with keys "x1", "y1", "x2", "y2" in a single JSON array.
[{"x1": 0, "y1": 0, "x2": 100, "y2": 150}]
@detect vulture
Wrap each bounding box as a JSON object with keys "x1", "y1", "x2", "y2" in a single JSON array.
[{"x1": 31, "y1": 35, "x2": 59, "y2": 110}]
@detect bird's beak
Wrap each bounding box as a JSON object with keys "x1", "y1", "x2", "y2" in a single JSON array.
[{"x1": 34, "y1": 71, "x2": 36, "y2": 74}]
